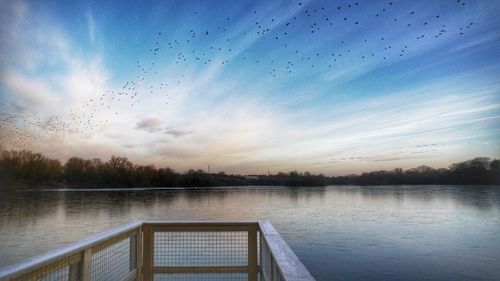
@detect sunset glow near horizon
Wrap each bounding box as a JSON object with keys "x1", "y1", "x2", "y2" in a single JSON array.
[{"x1": 1, "y1": 0, "x2": 500, "y2": 175}]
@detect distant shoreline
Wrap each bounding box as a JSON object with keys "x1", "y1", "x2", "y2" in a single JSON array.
[
  {"x1": 4, "y1": 183, "x2": 499, "y2": 192},
  {"x1": 1, "y1": 150, "x2": 499, "y2": 190}
]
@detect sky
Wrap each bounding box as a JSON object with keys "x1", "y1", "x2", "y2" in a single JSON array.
[{"x1": 0, "y1": 0, "x2": 500, "y2": 175}]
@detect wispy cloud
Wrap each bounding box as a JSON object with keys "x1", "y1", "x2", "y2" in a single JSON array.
[
  {"x1": 86, "y1": 11, "x2": 96, "y2": 44},
  {"x1": 135, "y1": 118, "x2": 162, "y2": 133},
  {"x1": 164, "y1": 128, "x2": 192, "y2": 138},
  {"x1": 2, "y1": 71, "x2": 59, "y2": 108}
]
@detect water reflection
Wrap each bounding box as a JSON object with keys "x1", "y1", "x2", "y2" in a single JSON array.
[{"x1": 0, "y1": 185, "x2": 499, "y2": 281}]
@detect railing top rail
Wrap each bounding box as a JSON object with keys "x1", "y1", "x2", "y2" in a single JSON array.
[
  {"x1": 0, "y1": 221, "x2": 143, "y2": 279},
  {"x1": 143, "y1": 220, "x2": 259, "y2": 226},
  {"x1": 259, "y1": 220, "x2": 316, "y2": 281}
]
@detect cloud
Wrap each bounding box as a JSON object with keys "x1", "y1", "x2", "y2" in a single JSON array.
[
  {"x1": 374, "y1": 157, "x2": 406, "y2": 162},
  {"x1": 157, "y1": 146, "x2": 199, "y2": 160},
  {"x1": 59, "y1": 56, "x2": 109, "y2": 103},
  {"x1": 135, "y1": 118, "x2": 162, "y2": 133},
  {"x1": 86, "y1": 11, "x2": 95, "y2": 44},
  {"x1": 164, "y1": 128, "x2": 192, "y2": 137},
  {"x1": 2, "y1": 71, "x2": 59, "y2": 108},
  {"x1": 123, "y1": 144, "x2": 138, "y2": 149}
]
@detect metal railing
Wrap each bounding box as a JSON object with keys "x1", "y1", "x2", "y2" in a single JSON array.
[{"x1": 0, "y1": 221, "x2": 315, "y2": 281}]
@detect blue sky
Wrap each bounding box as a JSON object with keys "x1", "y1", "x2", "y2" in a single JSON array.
[{"x1": 1, "y1": 0, "x2": 499, "y2": 175}]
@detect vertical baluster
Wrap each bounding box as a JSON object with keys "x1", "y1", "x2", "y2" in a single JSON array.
[
  {"x1": 142, "y1": 224, "x2": 153, "y2": 281},
  {"x1": 270, "y1": 249, "x2": 274, "y2": 281},
  {"x1": 259, "y1": 232, "x2": 263, "y2": 281},
  {"x1": 130, "y1": 234, "x2": 137, "y2": 272},
  {"x1": 81, "y1": 248, "x2": 91, "y2": 281},
  {"x1": 68, "y1": 261, "x2": 80, "y2": 281},
  {"x1": 248, "y1": 224, "x2": 258, "y2": 281},
  {"x1": 137, "y1": 227, "x2": 143, "y2": 281}
]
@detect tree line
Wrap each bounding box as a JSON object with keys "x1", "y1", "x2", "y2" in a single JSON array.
[
  {"x1": 0, "y1": 150, "x2": 498, "y2": 189},
  {"x1": 331, "y1": 157, "x2": 500, "y2": 185}
]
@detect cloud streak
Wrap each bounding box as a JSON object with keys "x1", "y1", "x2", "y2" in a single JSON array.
[{"x1": 135, "y1": 118, "x2": 162, "y2": 133}]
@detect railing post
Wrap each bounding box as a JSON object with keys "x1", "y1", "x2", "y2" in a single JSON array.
[
  {"x1": 248, "y1": 224, "x2": 258, "y2": 281},
  {"x1": 81, "y1": 248, "x2": 91, "y2": 281},
  {"x1": 142, "y1": 224, "x2": 153, "y2": 281},
  {"x1": 137, "y1": 226, "x2": 143, "y2": 281}
]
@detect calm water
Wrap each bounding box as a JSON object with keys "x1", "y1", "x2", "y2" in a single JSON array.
[{"x1": 0, "y1": 185, "x2": 499, "y2": 281}]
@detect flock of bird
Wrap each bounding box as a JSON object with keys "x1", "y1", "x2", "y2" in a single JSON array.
[{"x1": 1, "y1": 0, "x2": 476, "y2": 150}]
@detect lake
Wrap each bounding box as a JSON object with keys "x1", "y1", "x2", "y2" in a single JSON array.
[{"x1": 0, "y1": 185, "x2": 499, "y2": 281}]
